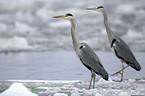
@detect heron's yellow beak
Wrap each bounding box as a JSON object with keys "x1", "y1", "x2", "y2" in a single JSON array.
[
  {"x1": 86, "y1": 8, "x2": 96, "y2": 10},
  {"x1": 53, "y1": 15, "x2": 65, "y2": 18}
]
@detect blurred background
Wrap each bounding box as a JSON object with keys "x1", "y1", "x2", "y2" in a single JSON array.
[{"x1": 0, "y1": 0, "x2": 145, "y2": 53}]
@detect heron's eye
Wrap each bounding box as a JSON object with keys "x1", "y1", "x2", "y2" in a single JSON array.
[
  {"x1": 98, "y1": 6, "x2": 104, "y2": 9},
  {"x1": 66, "y1": 13, "x2": 73, "y2": 17}
]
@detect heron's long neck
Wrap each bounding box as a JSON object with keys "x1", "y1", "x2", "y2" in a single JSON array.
[
  {"x1": 102, "y1": 10, "x2": 114, "y2": 43},
  {"x1": 70, "y1": 18, "x2": 80, "y2": 53}
]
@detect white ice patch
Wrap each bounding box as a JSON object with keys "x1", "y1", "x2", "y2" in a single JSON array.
[
  {"x1": 1, "y1": 78, "x2": 145, "y2": 96},
  {"x1": 0, "y1": 23, "x2": 7, "y2": 32},
  {"x1": 83, "y1": 89, "x2": 100, "y2": 96},
  {"x1": 0, "y1": 0, "x2": 34, "y2": 11},
  {"x1": 124, "y1": 29, "x2": 142, "y2": 39},
  {"x1": 71, "y1": 91, "x2": 80, "y2": 96},
  {"x1": 0, "y1": 83, "x2": 38, "y2": 96},
  {"x1": 116, "y1": 4, "x2": 135, "y2": 15},
  {"x1": 0, "y1": 36, "x2": 32, "y2": 51},
  {"x1": 54, "y1": 93, "x2": 68, "y2": 96},
  {"x1": 15, "y1": 21, "x2": 35, "y2": 33},
  {"x1": 95, "y1": 93, "x2": 102, "y2": 96},
  {"x1": 36, "y1": 8, "x2": 51, "y2": 20},
  {"x1": 118, "y1": 92, "x2": 130, "y2": 96}
]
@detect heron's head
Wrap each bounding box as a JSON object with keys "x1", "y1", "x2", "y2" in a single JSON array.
[
  {"x1": 53, "y1": 13, "x2": 73, "y2": 20},
  {"x1": 86, "y1": 6, "x2": 104, "y2": 12}
]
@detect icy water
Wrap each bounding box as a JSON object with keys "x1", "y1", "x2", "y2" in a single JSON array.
[{"x1": 0, "y1": 51, "x2": 145, "y2": 96}]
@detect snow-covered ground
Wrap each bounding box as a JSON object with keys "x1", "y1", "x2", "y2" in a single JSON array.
[{"x1": 0, "y1": 77, "x2": 145, "y2": 96}]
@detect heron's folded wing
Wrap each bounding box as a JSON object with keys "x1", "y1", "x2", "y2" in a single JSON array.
[
  {"x1": 111, "y1": 37, "x2": 141, "y2": 71},
  {"x1": 79, "y1": 43, "x2": 108, "y2": 80}
]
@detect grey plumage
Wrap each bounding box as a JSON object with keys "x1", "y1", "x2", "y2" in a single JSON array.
[
  {"x1": 53, "y1": 13, "x2": 108, "y2": 88},
  {"x1": 111, "y1": 35, "x2": 141, "y2": 71},
  {"x1": 79, "y1": 43, "x2": 108, "y2": 80},
  {"x1": 87, "y1": 6, "x2": 141, "y2": 81}
]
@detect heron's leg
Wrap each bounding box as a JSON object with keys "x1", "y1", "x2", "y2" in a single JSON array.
[
  {"x1": 111, "y1": 65, "x2": 129, "y2": 76},
  {"x1": 93, "y1": 71, "x2": 96, "y2": 89},
  {"x1": 120, "y1": 61, "x2": 124, "y2": 81},
  {"x1": 89, "y1": 70, "x2": 93, "y2": 89}
]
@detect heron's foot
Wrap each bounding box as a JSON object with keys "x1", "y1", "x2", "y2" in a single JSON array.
[
  {"x1": 111, "y1": 70, "x2": 123, "y2": 76},
  {"x1": 111, "y1": 71, "x2": 124, "y2": 82},
  {"x1": 88, "y1": 83, "x2": 95, "y2": 89},
  {"x1": 111, "y1": 65, "x2": 129, "y2": 76}
]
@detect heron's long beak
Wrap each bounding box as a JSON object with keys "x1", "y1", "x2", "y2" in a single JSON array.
[
  {"x1": 53, "y1": 15, "x2": 65, "y2": 18},
  {"x1": 86, "y1": 7, "x2": 96, "y2": 10}
]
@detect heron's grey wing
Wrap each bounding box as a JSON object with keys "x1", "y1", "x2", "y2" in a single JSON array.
[
  {"x1": 79, "y1": 43, "x2": 108, "y2": 80},
  {"x1": 111, "y1": 36, "x2": 141, "y2": 71}
]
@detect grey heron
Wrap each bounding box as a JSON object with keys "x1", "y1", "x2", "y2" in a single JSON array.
[
  {"x1": 53, "y1": 13, "x2": 108, "y2": 88},
  {"x1": 87, "y1": 6, "x2": 141, "y2": 81}
]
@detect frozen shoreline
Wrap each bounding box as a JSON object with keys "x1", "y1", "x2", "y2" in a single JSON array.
[{"x1": 0, "y1": 77, "x2": 145, "y2": 96}]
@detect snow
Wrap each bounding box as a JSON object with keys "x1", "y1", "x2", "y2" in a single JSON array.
[
  {"x1": 71, "y1": 91, "x2": 80, "y2": 96},
  {"x1": 0, "y1": 36, "x2": 32, "y2": 52},
  {"x1": 54, "y1": 93, "x2": 68, "y2": 96},
  {"x1": 15, "y1": 21, "x2": 34, "y2": 33},
  {"x1": 0, "y1": 77, "x2": 145, "y2": 96},
  {"x1": 116, "y1": 4, "x2": 135, "y2": 15},
  {"x1": 0, "y1": 23, "x2": 7, "y2": 32},
  {"x1": 118, "y1": 92, "x2": 130, "y2": 96},
  {"x1": 124, "y1": 29, "x2": 142, "y2": 39},
  {"x1": 95, "y1": 93, "x2": 102, "y2": 96},
  {"x1": 0, "y1": 83, "x2": 38, "y2": 96},
  {"x1": 36, "y1": 8, "x2": 52, "y2": 20}
]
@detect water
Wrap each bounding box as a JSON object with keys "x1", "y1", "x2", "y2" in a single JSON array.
[
  {"x1": 0, "y1": 51, "x2": 144, "y2": 80},
  {"x1": 0, "y1": 0, "x2": 145, "y2": 52}
]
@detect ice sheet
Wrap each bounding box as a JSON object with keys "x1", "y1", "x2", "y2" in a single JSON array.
[
  {"x1": 0, "y1": 78, "x2": 145, "y2": 96},
  {"x1": 0, "y1": 83, "x2": 38, "y2": 96}
]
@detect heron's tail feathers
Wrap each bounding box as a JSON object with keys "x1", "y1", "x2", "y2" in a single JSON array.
[
  {"x1": 94, "y1": 68, "x2": 109, "y2": 80},
  {"x1": 102, "y1": 70, "x2": 109, "y2": 80},
  {"x1": 97, "y1": 69, "x2": 109, "y2": 80},
  {"x1": 130, "y1": 60, "x2": 141, "y2": 71}
]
